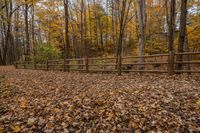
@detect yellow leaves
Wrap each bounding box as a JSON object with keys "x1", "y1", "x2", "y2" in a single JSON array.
[
  {"x1": 134, "y1": 90, "x2": 140, "y2": 94},
  {"x1": 138, "y1": 106, "x2": 146, "y2": 112},
  {"x1": 95, "y1": 99, "x2": 104, "y2": 106},
  {"x1": 11, "y1": 125, "x2": 21, "y2": 133},
  {"x1": 196, "y1": 100, "x2": 200, "y2": 105},
  {"x1": 20, "y1": 101, "x2": 27, "y2": 109},
  {"x1": 18, "y1": 97, "x2": 28, "y2": 109},
  {"x1": 98, "y1": 109, "x2": 105, "y2": 116},
  {"x1": 54, "y1": 108, "x2": 60, "y2": 113},
  {"x1": 69, "y1": 105, "x2": 75, "y2": 112},
  {"x1": 129, "y1": 121, "x2": 139, "y2": 129}
]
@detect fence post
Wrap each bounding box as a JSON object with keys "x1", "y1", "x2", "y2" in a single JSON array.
[
  {"x1": 103, "y1": 59, "x2": 106, "y2": 70},
  {"x1": 85, "y1": 57, "x2": 89, "y2": 73},
  {"x1": 168, "y1": 51, "x2": 174, "y2": 75},
  {"x1": 63, "y1": 58, "x2": 66, "y2": 72},
  {"x1": 14, "y1": 61, "x2": 18, "y2": 69},
  {"x1": 33, "y1": 60, "x2": 36, "y2": 69},
  {"x1": 117, "y1": 55, "x2": 122, "y2": 76},
  {"x1": 24, "y1": 61, "x2": 26, "y2": 69},
  {"x1": 46, "y1": 59, "x2": 49, "y2": 71}
]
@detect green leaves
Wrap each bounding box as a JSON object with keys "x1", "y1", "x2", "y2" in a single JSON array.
[{"x1": 33, "y1": 44, "x2": 61, "y2": 62}]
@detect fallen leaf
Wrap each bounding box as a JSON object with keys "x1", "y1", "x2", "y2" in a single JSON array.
[
  {"x1": 27, "y1": 117, "x2": 37, "y2": 125},
  {"x1": 12, "y1": 125, "x2": 21, "y2": 132},
  {"x1": 196, "y1": 100, "x2": 200, "y2": 105},
  {"x1": 129, "y1": 121, "x2": 139, "y2": 129},
  {"x1": 54, "y1": 108, "x2": 60, "y2": 113},
  {"x1": 0, "y1": 128, "x2": 3, "y2": 133},
  {"x1": 95, "y1": 100, "x2": 104, "y2": 106},
  {"x1": 19, "y1": 97, "x2": 27, "y2": 109},
  {"x1": 108, "y1": 111, "x2": 114, "y2": 120}
]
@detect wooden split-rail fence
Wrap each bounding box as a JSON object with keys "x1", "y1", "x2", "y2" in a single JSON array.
[{"x1": 15, "y1": 52, "x2": 200, "y2": 75}]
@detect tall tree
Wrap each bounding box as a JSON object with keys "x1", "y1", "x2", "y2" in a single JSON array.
[
  {"x1": 137, "y1": 0, "x2": 146, "y2": 70},
  {"x1": 168, "y1": 0, "x2": 176, "y2": 74},
  {"x1": 117, "y1": 0, "x2": 132, "y2": 75},
  {"x1": 176, "y1": 0, "x2": 188, "y2": 71},
  {"x1": 64, "y1": 0, "x2": 70, "y2": 59},
  {"x1": 25, "y1": 0, "x2": 30, "y2": 61},
  {"x1": 83, "y1": 0, "x2": 88, "y2": 57}
]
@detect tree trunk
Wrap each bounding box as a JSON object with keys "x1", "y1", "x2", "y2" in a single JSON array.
[
  {"x1": 87, "y1": 0, "x2": 92, "y2": 50},
  {"x1": 31, "y1": 4, "x2": 35, "y2": 59},
  {"x1": 175, "y1": 0, "x2": 187, "y2": 71},
  {"x1": 184, "y1": 30, "x2": 191, "y2": 74},
  {"x1": 93, "y1": 0, "x2": 100, "y2": 51},
  {"x1": 117, "y1": 0, "x2": 132, "y2": 75},
  {"x1": 111, "y1": 0, "x2": 115, "y2": 54},
  {"x1": 105, "y1": 0, "x2": 109, "y2": 47},
  {"x1": 84, "y1": 0, "x2": 88, "y2": 57},
  {"x1": 168, "y1": 0, "x2": 176, "y2": 75},
  {"x1": 64, "y1": 0, "x2": 70, "y2": 71},
  {"x1": 137, "y1": 0, "x2": 146, "y2": 70},
  {"x1": 25, "y1": 1, "x2": 30, "y2": 61}
]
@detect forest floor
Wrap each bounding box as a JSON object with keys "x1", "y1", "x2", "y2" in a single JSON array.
[{"x1": 0, "y1": 66, "x2": 200, "y2": 133}]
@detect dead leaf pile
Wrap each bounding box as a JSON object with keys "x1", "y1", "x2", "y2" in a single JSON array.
[{"x1": 0, "y1": 66, "x2": 200, "y2": 132}]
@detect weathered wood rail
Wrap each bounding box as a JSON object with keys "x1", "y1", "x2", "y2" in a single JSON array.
[{"x1": 15, "y1": 52, "x2": 200, "y2": 75}]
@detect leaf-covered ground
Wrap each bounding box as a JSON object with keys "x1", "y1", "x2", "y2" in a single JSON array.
[{"x1": 0, "y1": 66, "x2": 200, "y2": 133}]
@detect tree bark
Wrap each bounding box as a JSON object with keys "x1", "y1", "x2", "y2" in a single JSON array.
[
  {"x1": 137, "y1": 0, "x2": 146, "y2": 70},
  {"x1": 175, "y1": 0, "x2": 187, "y2": 71},
  {"x1": 25, "y1": 0, "x2": 30, "y2": 61},
  {"x1": 168, "y1": 0, "x2": 176, "y2": 75},
  {"x1": 64, "y1": 0, "x2": 70, "y2": 71},
  {"x1": 64, "y1": 0, "x2": 70, "y2": 58}
]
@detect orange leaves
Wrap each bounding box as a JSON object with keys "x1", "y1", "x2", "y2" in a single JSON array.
[
  {"x1": 18, "y1": 97, "x2": 28, "y2": 109},
  {"x1": 54, "y1": 108, "x2": 60, "y2": 113},
  {"x1": 0, "y1": 67, "x2": 200, "y2": 132},
  {"x1": 107, "y1": 111, "x2": 115, "y2": 121}
]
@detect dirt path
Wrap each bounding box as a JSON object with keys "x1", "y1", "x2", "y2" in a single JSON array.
[{"x1": 0, "y1": 66, "x2": 200, "y2": 132}]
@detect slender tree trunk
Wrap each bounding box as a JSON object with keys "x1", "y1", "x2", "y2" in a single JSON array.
[
  {"x1": 105, "y1": 0, "x2": 109, "y2": 47},
  {"x1": 14, "y1": 8, "x2": 20, "y2": 61},
  {"x1": 137, "y1": 0, "x2": 146, "y2": 70},
  {"x1": 149, "y1": 0, "x2": 153, "y2": 45},
  {"x1": 31, "y1": 4, "x2": 35, "y2": 58},
  {"x1": 81, "y1": 0, "x2": 84, "y2": 57},
  {"x1": 64, "y1": 0, "x2": 70, "y2": 71},
  {"x1": 64, "y1": 0, "x2": 70, "y2": 58},
  {"x1": 184, "y1": 30, "x2": 190, "y2": 73},
  {"x1": 165, "y1": 0, "x2": 169, "y2": 43},
  {"x1": 117, "y1": 0, "x2": 132, "y2": 75},
  {"x1": 84, "y1": 0, "x2": 88, "y2": 57},
  {"x1": 25, "y1": 1, "x2": 30, "y2": 61},
  {"x1": 111, "y1": 0, "x2": 115, "y2": 54},
  {"x1": 168, "y1": 0, "x2": 176, "y2": 75},
  {"x1": 93, "y1": 0, "x2": 100, "y2": 51},
  {"x1": 175, "y1": 0, "x2": 188, "y2": 71},
  {"x1": 87, "y1": 0, "x2": 92, "y2": 49}
]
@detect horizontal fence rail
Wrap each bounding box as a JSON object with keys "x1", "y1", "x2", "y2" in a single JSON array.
[{"x1": 15, "y1": 52, "x2": 200, "y2": 75}]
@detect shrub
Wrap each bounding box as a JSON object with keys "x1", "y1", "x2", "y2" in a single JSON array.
[{"x1": 33, "y1": 44, "x2": 60, "y2": 63}]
